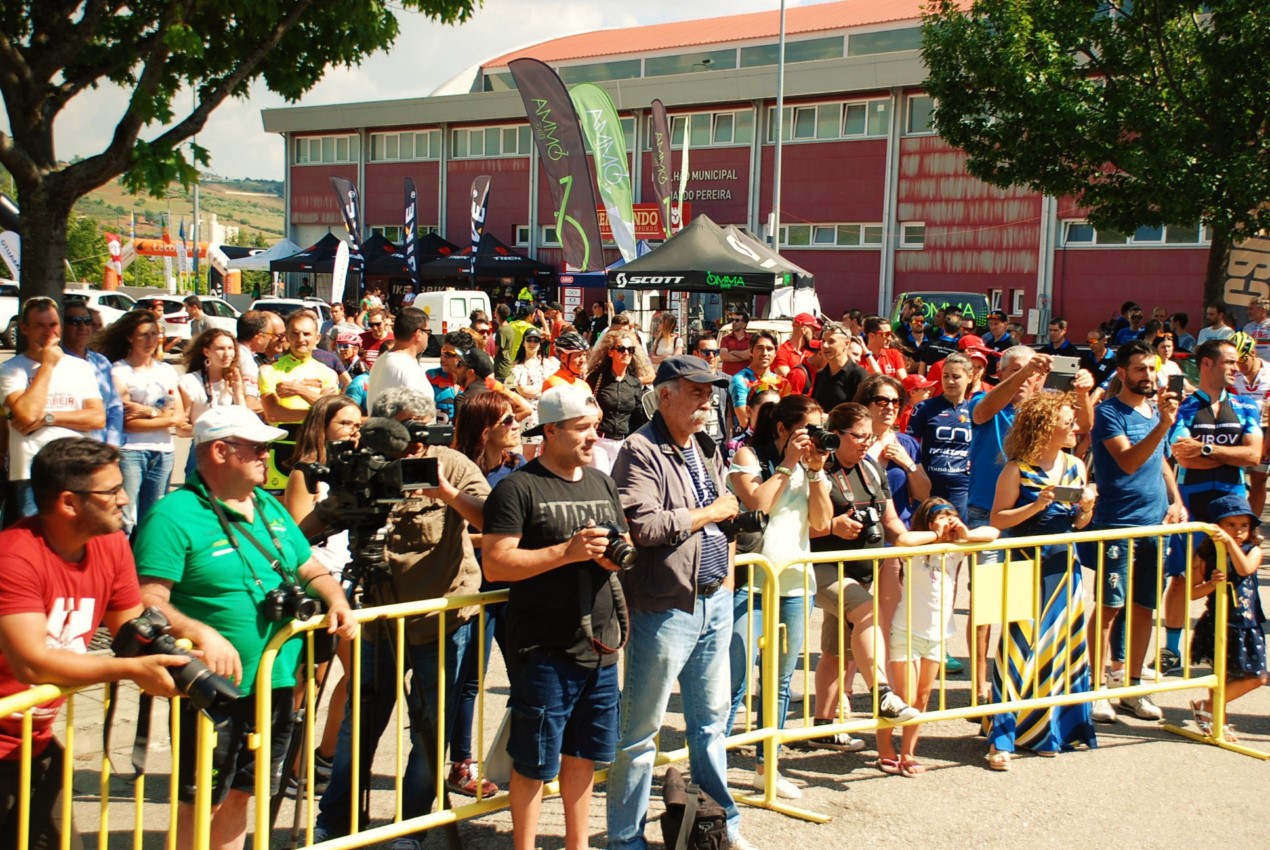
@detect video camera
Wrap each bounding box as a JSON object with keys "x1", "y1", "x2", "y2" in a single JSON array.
[{"x1": 112, "y1": 608, "x2": 242, "y2": 713}]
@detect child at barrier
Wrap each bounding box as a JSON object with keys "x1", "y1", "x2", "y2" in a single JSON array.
[
  {"x1": 1187, "y1": 494, "x2": 1267, "y2": 741},
  {"x1": 883, "y1": 498, "x2": 999, "y2": 776}
]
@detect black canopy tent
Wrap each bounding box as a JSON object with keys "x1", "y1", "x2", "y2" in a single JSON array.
[
  {"x1": 363, "y1": 232, "x2": 465, "y2": 276},
  {"x1": 725, "y1": 225, "x2": 814, "y2": 289},
  {"x1": 268, "y1": 232, "x2": 343, "y2": 274},
  {"x1": 603, "y1": 215, "x2": 778, "y2": 295},
  {"x1": 419, "y1": 231, "x2": 554, "y2": 280}
]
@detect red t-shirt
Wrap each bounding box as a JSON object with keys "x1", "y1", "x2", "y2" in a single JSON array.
[
  {"x1": 720, "y1": 332, "x2": 752, "y2": 376},
  {"x1": 360, "y1": 331, "x2": 395, "y2": 367},
  {"x1": 0, "y1": 521, "x2": 141, "y2": 758},
  {"x1": 772, "y1": 340, "x2": 807, "y2": 375},
  {"x1": 866, "y1": 347, "x2": 906, "y2": 377}
]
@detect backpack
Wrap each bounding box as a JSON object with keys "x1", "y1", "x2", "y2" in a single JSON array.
[{"x1": 659, "y1": 766, "x2": 730, "y2": 850}]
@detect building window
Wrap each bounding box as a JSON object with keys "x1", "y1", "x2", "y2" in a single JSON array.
[
  {"x1": 649, "y1": 109, "x2": 754, "y2": 149},
  {"x1": 740, "y1": 36, "x2": 845, "y2": 68},
  {"x1": 901, "y1": 222, "x2": 926, "y2": 248},
  {"x1": 540, "y1": 225, "x2": 560, "y2": 246},
  {"x1": 847, "y1": 27, "x2": 923, "y2": 57},
  {"x1": 515, "y1": 225, "x2": 530, "y2": 247},
  {"x1": 780, "y1": 222, "x2": 885, "y2": 248},
  {"x1": 450, "y1": 125, "x2": 532, "y2": 159},
  {"x1": 1061, "y1": 219, "x2": 1210, "y2": 246},
  {"x1": 557, "y1": 59, "x2": 642, "y2": 85},
  {"x1": 644, "y1": 49, "x2": 737, "y2": 77},
  {"x1": 906, "y1": 95, "x2": 936, "y2": 135},
  {"x1": 767, "y1": 98, "x2": 890, "y2": 143},
  {"x1": 371, "y1": 225, "x2": 403, "y2": 242},
  {"x1": 294, "y1": 134, "x2": 360, "y2": 165}
]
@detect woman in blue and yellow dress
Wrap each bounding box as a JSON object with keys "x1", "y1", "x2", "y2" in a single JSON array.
[{"x1": 984, "y1": 392, "x2": 1098, "y2": 770}]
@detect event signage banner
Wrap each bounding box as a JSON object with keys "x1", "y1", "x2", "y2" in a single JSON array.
[
  {"x1": 509, "y1": 57, "x2": 605, "y2": 271},
  {"x1": 569, "y1": 83, "x2": 636, "y2": 262},
  {"x1": 404, "y1": 177, "x2": 421, "y2": 291},
  {"x1": 330, "y1": 176, "x2": 367, "y2": 295},
  {"x1": 470, "y1": 175, "x2": 491, "y2": 259},
  {"x1": 649, "y1": 100, "x2": 675, "y2": 239},
  {"x1": 598, "y1": 202, "x2": 689, "y2": 241}
]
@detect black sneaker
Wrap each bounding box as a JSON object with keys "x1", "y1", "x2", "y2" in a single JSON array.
[
  {"x1": 1157, "y1": 648, "x2": 1181, "y2": 676},
  {"x1": 794, "y1": 718, "x2": 866, "y2": 752}
]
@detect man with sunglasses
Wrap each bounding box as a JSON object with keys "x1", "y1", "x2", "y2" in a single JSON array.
[
  {"x1": 359, "y1": 307, "x2": 394, "y2": 368},
  {"x1": 692, "y1": 338, "x2": 732, "y2": 451},
  {"x1": 365, "y1": 306, "x2": 433, "y2": 411},
  {"x1": 861, "y1": 315, "x2": 907, "y2": 379},
  {"x1": 0, "y1": 439, "x2": 189, "y2": 850},
  {"x1": 773, "y1": 312, "x2": 821, "y2": 378},
  {"x1": 135, "y1": 407, "x2": 354, "y2": 850},
  {"x1": 1079, "y1": 329, "x2": 1117, "y2": 397},
  {"x1": 62, "y1": 299, "x2": 123, "y2": 447},
  {"x1": 1, "y1": 297, "x2": 105, "y2": 524},
  {"x1": 719, "y1": 311, "x2": 753, "y2": 376},
  {"x1": 1113, "y1": 305, "x2": 1148, "y2": 346}
]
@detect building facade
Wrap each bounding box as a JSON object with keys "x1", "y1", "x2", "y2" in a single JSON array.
[{"x1": 262, "y1": 0, "x2": 1210, "y2": 336}]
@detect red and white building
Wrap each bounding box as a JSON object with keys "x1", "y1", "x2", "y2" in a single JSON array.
[{"x1": 262, "y1": 0, "x2": 1209, "y2": 335}]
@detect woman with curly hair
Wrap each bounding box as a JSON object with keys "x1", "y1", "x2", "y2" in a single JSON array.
[
  {"x1": 584, "y1": 328, "x2": 653, "y2": 473},
  {"x1": 984, "y1": 391, "x2": 1097, "y2": 770},
  {"x1": 96, "y1": 309, "x2": 184, "y2": 535}
]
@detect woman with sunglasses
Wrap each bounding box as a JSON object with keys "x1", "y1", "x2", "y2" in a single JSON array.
[
  {"x1": 282, "y1": 394, "x2": 364, "y2": 789},
  {"x1": 584, "y1": 330, "x2": 653, "y2": 474},
  {"x1": 97, "y1": 310, "x2": 184, "y2": 535},
  {"x1": 177, "y1": 328, "x2": 247, "y2": 476},
  {"x1": 856, "y1": 374, "x2": 930, "y2": 526},
  {"x1": 807, "y1": 402, "x2": 918, "y2": 767},
  {"x1": 444, "y1": 391, "x2": 526, "y2": 798},
  {"x1": 727, "y1": 393, "x2": 833, "y2": 799}
]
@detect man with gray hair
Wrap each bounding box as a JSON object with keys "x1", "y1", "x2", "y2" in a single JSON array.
[
  {"x1": 605, "y1": 356, "x2": 758, "y2": 850},
  {"x1": 812, "y1": 320, "x2": 868, "y2": 414},
  {"x1": 1241, "y1": 296, "x2": 1270, "y2": 358},
  {"x1": 310, "y1": 386, "x2": 490, "y2": 847}
]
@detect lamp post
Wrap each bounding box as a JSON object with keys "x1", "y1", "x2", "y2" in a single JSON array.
[{"x1": 771, "y1": 0, "x2": 786, "y2": 255}]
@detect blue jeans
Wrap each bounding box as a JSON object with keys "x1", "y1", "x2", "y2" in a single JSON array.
[
  {"x1": 450, "y1": 602, "x2": 504, "y2": 763},
  {"x1": 4, "y1": 480, "x2": 37, "y2": 527},
  {"x1": 118, "y1": 449, "x2": 174, "y2": 535},
  {"x1": 726, "y1": 588, "x2": 806, "y2": 765},
  {"x1": 315, "y1": 622, "x2": 473, "y2": 837},
  {"x1": 606, "y1": 591, "x2": 738, "y2": 850}
]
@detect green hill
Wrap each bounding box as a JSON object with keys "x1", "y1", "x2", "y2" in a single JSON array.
[{"x1": 73, "y1": 175, "x2": 285, "y2": 243}]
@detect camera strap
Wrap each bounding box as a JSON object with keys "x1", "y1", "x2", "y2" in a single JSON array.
[
  {"x1": 579, "y1": 569, "x2": 629, "y2": 656},
  {"x1": 190, "y1": 478, "x2": 296, "y2": 585}
]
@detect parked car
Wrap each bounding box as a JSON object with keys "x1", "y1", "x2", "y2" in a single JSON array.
[
  {"x1": 0, "y1": 280, "x2": 17, "y2": 348},
  {"x1": 143, "y1": 294, "x2": 241, "y2": 344},
  {"x1": 249, "y1": 297, "x2": 333, "y2": 326},
  {"x1": 64, "y1": 288, "x2": 137, "y2": 327}
]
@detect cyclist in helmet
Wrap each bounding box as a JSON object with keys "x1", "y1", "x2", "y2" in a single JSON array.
[{"x1": 544, "y1": 332, "x2": 591, "y2": 391}]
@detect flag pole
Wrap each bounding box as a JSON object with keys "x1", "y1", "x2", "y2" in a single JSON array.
[{"x1": 771, "y1": 0, "x2": 787, "y2": 255}]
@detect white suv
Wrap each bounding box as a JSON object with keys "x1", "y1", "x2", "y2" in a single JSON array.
[
  {"x1": 249, "y1": 297, "x2": 333, "y2": 326},
  {"x1": 143, "y1": 294, "x2": 241, "y2": 344}
]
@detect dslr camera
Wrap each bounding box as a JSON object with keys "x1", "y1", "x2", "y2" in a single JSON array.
[
  {"x1": 582, "y1": 521, "x2": 638, "y2": 570},
  {"x1": 112, "y1": 608, "x2": 242, "y2": 712},
  {"x1": 853, "y1": 504, "x2": 885, "y2": 547},
  {"x1": 718, "y1": 510, "x2": 768, "y2": 541},
  {"x1": 262, "y1": 583, "x2": 325, "y2": 623},
  {"x1": 806, "y1": 425, "x2": 840, "y2": 452}
]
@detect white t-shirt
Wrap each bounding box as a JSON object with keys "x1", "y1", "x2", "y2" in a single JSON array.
[
  {"x1": 894, "y1": 552, "x2": 964, "y2": 642},
  {"x1": 1196, "y1": 325, "x2": 1235, "y2": 345},
  {"x1": 1243, "y1": 319, "x2": 1270, "y2": 358},
  {"x1": 0, "y1": 354, "x2": 103, "y2": 479},
  {"x1": 112, "y1": 360, "x2": 179, "y2": 452},
  {"x1": 178, "y1": 369, "x2": 239, "y2": 426},
  {"x1": 365, "y1": 349, "x2": 434, "y2": 411},
  {"x1": 727, "y1": 456, "x2": 814, "y2": 598},
  {"x1": 237, "y1": 343, "x2": 261, "y2": 398}
]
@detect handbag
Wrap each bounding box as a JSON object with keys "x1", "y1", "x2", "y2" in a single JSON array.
[{"x1": 659, "y1": 766, "x2": 730, "y2": 850}]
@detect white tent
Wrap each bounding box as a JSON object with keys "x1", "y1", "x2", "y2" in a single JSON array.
[{"x1": 226, "y1": 238, "x2": 303, "y2": 271}]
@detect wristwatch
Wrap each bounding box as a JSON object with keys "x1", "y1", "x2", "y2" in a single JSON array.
[
  {"x1": 1200, "y1": 443, "x2": 1213, "y2": 457},
  {"x1": 905, "y1": 461, "x2": 918, "y2": 473},
  {"x1": 42, "y1": 412, "x2": 54, "y2": 427}
]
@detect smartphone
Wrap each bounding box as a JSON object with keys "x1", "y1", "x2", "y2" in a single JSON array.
[
  {"x1": 1044, "y1": 355, "x2": 1080, "y2": 391},
  {"x1": 1168, "y1": 374, "x2": 1185, "y2": 395},
  {"x1": 1051, "y1": 485, "x2": 1084, "y2": 503}
]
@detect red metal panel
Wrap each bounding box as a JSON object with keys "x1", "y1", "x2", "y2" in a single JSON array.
[
  {"x1": 779, "y1": 248, "x2": 882, "y2": 319},
  {"x1": 1053, "y1": 247, "x2": 1209, "y2": 336},
  {"x1": 639, "y1": 147, "x2": 751, "y2": 225},
  {"x1": 757, "y1": 139, "x2": 888, "y2": 224},
  {"x1": 446, "y1": 158, "x2": 531, "y2": 247},
  {"x1": 290, "y1": 165, "x2": 357, "y2": 226},
  {"x1": 364, "y1": 161, "x2": 441, "y2": 227}
]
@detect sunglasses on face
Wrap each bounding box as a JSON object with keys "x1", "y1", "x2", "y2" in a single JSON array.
[
  {"x1": 869, "y1": 396, "x2": 900, "y2": 407},
  {"x1": 698, "y1": 348, "x2": 719, "y2": 356},
  {"x1": 612, "y1": 346, "x2": 635, "y2": 354},
  {"x1": 497, "y1": 413, "x2": 517, "y2": 428},
  {"x1": 65, "y1": 316, "x2": 93, "y2": 327},
  {"x1": 368, "y1": 322, "x2": 383, "y2": 328}
]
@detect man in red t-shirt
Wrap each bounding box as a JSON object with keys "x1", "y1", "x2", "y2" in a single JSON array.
[
  {"x1": 861, "y1": 315, "x2": 908, "y2": 379},
  {"x1": 0, "y1": 438, "x2": 185, "y2": 849},
  {"x1": 719, "y1": 311, "x2": 754, "y2": 376},
  {"x1": 360, "y1": 307, "x2": 395, "y2": 367},
  {"x1": 773, "y1": 312, "x2": 822, "y2": 376}
]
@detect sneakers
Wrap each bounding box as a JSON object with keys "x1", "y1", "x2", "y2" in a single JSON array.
[
  {"x1": 878, "y1": 689, "x2": 921, "y2": 722},
  {"x1": 1118, "y1": 693, "x2": 1164, "y2": 721},
  {"x1": 389, "y1": 839, "x2": 422, "y2": 850},
  {"x1": 1156, "y1": 648, "x2": 1182, "y2": 676},
  {"x1": 752, "y1": 768, "x2": 801, "y2": 800},
  {"x1": 1090, "y1": 699, "x2": 1118, "y2": 724},
  {"x1": 798, "y1": 719, "x2": 866, "y2": 752},
  {"x1": 943, "y1": 654, "x2": 965, "y2": 675},
  {"x1": 445, "y1": 758, "x2": 499, "y2": 797},
  {"x1": 729, "y1": 833, "x2": 761, "y2": 850}
]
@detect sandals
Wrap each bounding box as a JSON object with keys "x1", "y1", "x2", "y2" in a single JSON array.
[
  {"x1": 898, "y1": 758, "x2": 926, "y2": 777},
  {"x1": 984, "y1": 750, "x2": 1012, "y2": 771},
  {"x1": 875, "y1": 757, "x2": 902, "y2": 775},
  {"x1": 1189, "y1": 699, "x2": 1239, "y2": 741}
]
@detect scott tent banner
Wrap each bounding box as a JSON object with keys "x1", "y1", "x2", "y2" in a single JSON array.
[
  {"x1": 330, "y1": 176, "x2": 367, "y2": 295},
  {"x1": 404, "y1": 177, "x2": 421, "y2": 291},
  {"x1": 569, "y1": 83, "x2": 636, "y2": 262},
  {"x1": 471, "y1": 175, "x2": 491, "y2": 257},
  {"x1": 509, "y1": 57, "x2": 604, "y2": 272},
  {"x1": 604, "y1": 213, "x2": 777, "y2": 294},
  {"x1": 649, "y1": 100, "x2": 674, "y2": 240}
]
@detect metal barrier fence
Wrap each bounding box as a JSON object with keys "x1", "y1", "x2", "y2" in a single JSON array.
[{"x1": 0, "y1": 523, "x2": 1263, "y2": 847}]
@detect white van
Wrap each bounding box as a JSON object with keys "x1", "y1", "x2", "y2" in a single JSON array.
[{"x1": 411, "y1": 290, "x2": 491, "y2": 337}]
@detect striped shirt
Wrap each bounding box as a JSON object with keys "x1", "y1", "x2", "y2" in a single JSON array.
[{"x1": 683, "y1": 440, "x2": 729, "y2": 584}]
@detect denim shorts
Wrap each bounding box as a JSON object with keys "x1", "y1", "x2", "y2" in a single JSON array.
[
  {"x1": 1085, "y1": 532, "x2": 1163, "y2": 610},
  {"x1": 506, "y1": 651, "x2": 620, "y2": 781},
  {"x1": 177, "y1": 687, "x2": 293, "y2": 804}
]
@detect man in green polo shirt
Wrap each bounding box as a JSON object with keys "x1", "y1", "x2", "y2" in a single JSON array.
[{"x1": 135, "y1": 406, "x2": 355, "y2": 850}]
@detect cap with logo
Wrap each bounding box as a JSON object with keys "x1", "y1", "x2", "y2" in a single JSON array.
[
  {"x1": 794, "y1": 312, "x2": 823, "y2": 330},
  {"x1": 523, "y1": 386, "x2": 600, "y2": 437},
  {"x1": 459, "y1": 346, "x2": 494, "y2": 379}
]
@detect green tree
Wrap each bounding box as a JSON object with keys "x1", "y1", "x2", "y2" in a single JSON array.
[
  {"x1": 0, "y1": 0, "x2": 478, "y2": 304},
  {"x1": 65, "y1": 214, "x2": 106, "y2": 285},
  {"x1": 922, "y1": 0, "x2": 1270, "y2": 305}
]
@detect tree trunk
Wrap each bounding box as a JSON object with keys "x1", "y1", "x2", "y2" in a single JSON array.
[
  {"x1": 14, "y1": 178, "x2": 74, "y2": 306},
  {"x1": 1205, "y1": 229, "x2": 1232, "y2": 312}
]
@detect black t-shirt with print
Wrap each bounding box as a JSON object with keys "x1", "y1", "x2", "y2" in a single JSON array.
[{"x1": 483, "y1": 459, "x2": 627, "y2": 668}]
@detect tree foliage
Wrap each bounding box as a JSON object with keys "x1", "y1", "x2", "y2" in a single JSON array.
[
  {"x1": 921, "y1": 0, "x2": 1270, "y2": 302},
  {"x1": 65, "y1": 215, "x2": 106, "y2": 284},
  {"x1": 0, "y1": 0, "x2": 479, "y2": 302}
]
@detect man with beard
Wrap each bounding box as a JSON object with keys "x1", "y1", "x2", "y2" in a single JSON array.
[{"x1": 1087, "y1": 340, "x2": 1185, "y2": 723}]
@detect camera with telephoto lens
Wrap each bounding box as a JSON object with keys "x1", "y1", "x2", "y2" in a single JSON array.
[
  {"x1": 718, "y1": 510, "x2": 768, "y2": 541},
  {"x1": 582, "y1": 521, "x2": 638, "y2": 570},
  {"x1": 806, "y1": 424, "x2": 840, "y2": 452},
  {"x1": 854, "y1": 504, "x2": 884, "y2": 547},
  {"x1": 261, "y1": 583, "x2": 325, "y2": 623},
  {"x1": 112, "y1": 607, "x2": 242, "y2": 712}
]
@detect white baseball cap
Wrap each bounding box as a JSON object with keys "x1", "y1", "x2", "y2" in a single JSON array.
[
  {"x1": 194, "y1": 406, "x2": 289, "y2": 446},
  {"x1": 523, "y1": 385, "x2": 599, "y2": 437}
]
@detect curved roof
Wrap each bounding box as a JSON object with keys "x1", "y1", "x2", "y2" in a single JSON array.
[{"x1": 482, "y1": 0, "x2": 936, "y2": 69}]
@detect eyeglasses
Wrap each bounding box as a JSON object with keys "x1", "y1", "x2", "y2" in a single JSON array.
[
  {"x1": 612, "y1": 346, "x2": 636, "y2": 354},
  {"x1": 525, "y1": 338, "x2": 541, "y2": 344},
  {"x1": 223, "y1": 439, "x2": 270, "y2": 456},
  {"x1": 910, "y1": 321, "x2": 925, "y2": 326},
  {"x1": 698, "y1": 348, "x2": 719, "y2": 356},
  {"x1": 66, "y1": 315, "x2": 93, "y2": 327},
  {"x1": 836, "y1": 429, "x2": 876, "y2": 444},
  {"x1": 868, "y1": 396, "x2": 900, "y2": 407},
  {"x1": 497, "y1": 413, "x2": 516, "y2": 428},
  {"x1": 72, "y1": 483, "x2": 126, "y2": 499}
]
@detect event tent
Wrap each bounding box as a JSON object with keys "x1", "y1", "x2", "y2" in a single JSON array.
[
  {"x1": 603, "y1": 215, "x2": 779, "y2": 294},
  {"x1": 419, "y1": 232, "x2": 554, "y2": 280},
  {"x1": 226, "y1": 237, "x2": 303, "y2": 272},
  {"x1": 268, "y1": 233, "x2": 343, "y2": 273}
]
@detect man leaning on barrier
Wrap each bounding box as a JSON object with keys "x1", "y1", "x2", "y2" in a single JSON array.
[
  {"x1": 606, "y1": 356, "x2": 758, "y2": 850},
  {"x1": 134, "y1": 407, "x2": 355, "y2": 850},
  {"x1": 307, "y1": 387, "x2": 490, "y2": 848},
  {"x1": 0, "y1": 438, "x2": 188, "y2": 850},
  {"x1": 482, "y1": 386, "x2": 627, "y2": 850}
]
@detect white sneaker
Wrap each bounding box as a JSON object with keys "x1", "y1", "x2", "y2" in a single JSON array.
[
  {"x1": 730, "y1": 833, "x2": 761, "y2": 850},
  {"x1": 878, "y1": 690, "x2": 921, "y2": 722},
  {"x1": 1118, "y1": 693, "x2": 1164, "y2": 721},
  {"x1": 1090, "y1": 699, "x2": 1117, "y2": 724},
  {"x1": 1106, "y1": 669, "x2": 1125, "y2": 688},
  {"x1": 752, "y1": 769, "x2": 801, "y2": 800}
]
